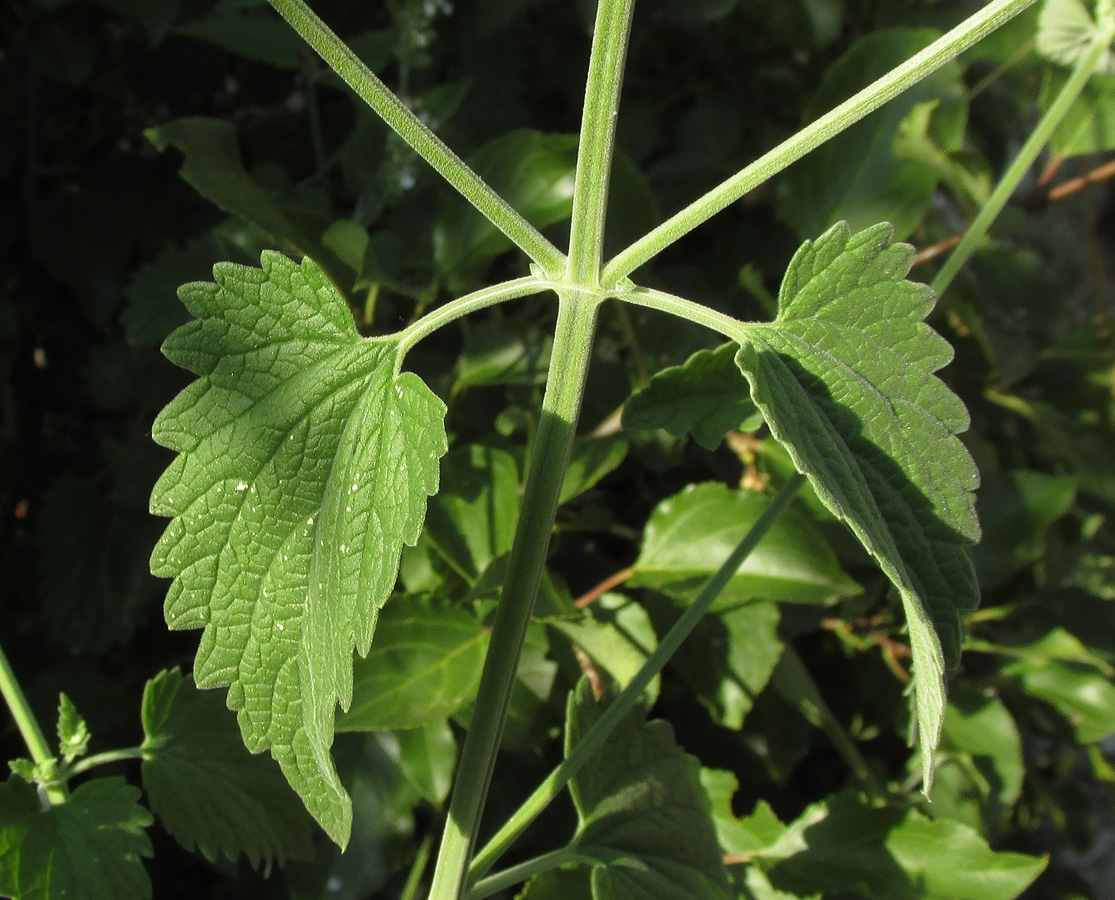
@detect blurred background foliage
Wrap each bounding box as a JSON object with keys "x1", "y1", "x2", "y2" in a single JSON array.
[{"x1": 3, "y1": 0, "x2": 1115, "y2": 897}]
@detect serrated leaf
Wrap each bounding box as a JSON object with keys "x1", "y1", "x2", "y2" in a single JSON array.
[
  {"x1": 335, "y1": 597, "x2": 489, "y2": 732},
  {"x1": 563, "y1": 680, "x2": 732, "y2": 900},
  {"x1": 0, "y1": 776, "x2": 153, "y2": 900},
  {"x1": 149, "y1": 251, "x2": 448, "y2": 845},
  {"x1": 139, "y1": 668, "x2": 315, "y2": 868},
  {"x1": 1037, "y1": 0, "x2": 1115, "y2": 73},
  {"x1": 623, "y1": 343, "x2": 762, "y2": 450},
  {"x1": 55, "y1": 695, "x2": 89, "y2": 764},
  {"x1": 733, "y1": 222, "x2": 979, "y2": 788},
  {"x1": 7, "y1": 761, "x2": 36, "y2": 785},
  {"x1": 631, "y1": 482, "x2": 860, "y2": 608},
  {"x1": 758, "y1": 792, "x2": 1045, "y2": 900}
]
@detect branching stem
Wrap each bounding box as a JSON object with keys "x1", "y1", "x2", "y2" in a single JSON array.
[{"x1": 0, "y1": 638, "x2": 67, "y2": 805}]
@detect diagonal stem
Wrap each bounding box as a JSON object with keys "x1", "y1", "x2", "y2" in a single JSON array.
[
  {"x1": 0, "y1": 638, "x2": 67, "y2": 805},
  {"x1": 601, "y1": 0, "x2": 1039, "y2": 285},
  {"x1": 931, "y1": 16, "x2": 1115, "y2": 295},
  {"x1": 267, "y1": 0, "x2": 566, "y2": 276},
  {"x1": 468, "y1": 474, "x2": 806, "y2": 882}
]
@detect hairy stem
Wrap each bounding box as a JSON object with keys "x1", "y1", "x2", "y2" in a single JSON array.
[
  {"x1": 427, "y1": 292, "x2": 601, "y2": 900},
  {"x1": 566, "y1": 0, "x2": 637, "y2": 285},
  {"x1": 0, "y1": 638, "x2": 67, "y2": 805},
  {"x1": 469, "y1": 474, "x2": 806, "y2": 880},
  {"x1": 267, "y1": 0, "x2": 566, "y2": 276},
  {"x1": 602, "y1": 0, "x2": 1040, "y2": 284},
  {"x1": 932, "y1": 17, "x2": 1115, "y2": 295}
]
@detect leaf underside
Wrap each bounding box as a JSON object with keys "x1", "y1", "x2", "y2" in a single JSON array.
[
  {"x1": 149, "y1": 251, "x2": 447, "y2": 844},
  {"x1": 733, "y1": 221, "x2": 980, "y2": 787}
]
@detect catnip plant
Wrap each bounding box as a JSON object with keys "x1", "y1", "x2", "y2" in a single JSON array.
[{"x1": 4, "y1": 0, "x2": 1114, "y2": 897}]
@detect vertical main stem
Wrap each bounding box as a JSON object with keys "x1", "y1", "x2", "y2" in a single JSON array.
[{"x1": 427, "y1": 293, "x2": 600, "y2": 900}]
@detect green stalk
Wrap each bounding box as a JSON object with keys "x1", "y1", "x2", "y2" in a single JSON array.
[
  {"x1": 932, "y1": 19, "x2": 1115, "y2": 295},
  {"x1": 602, "y1": 0, "x2": 1039, "y2": 285},
  {"x1": 565, "y1": 0, "x2": 637, "y2": 286},
  {"x1": 468, "y1": 847, "x2": 580, "y2": 900},
  {"x1": 468, "y1": 474, "x2": 806, "y2": 881},
  {"x1": 427, "y1": 5, "x2": 635, "y2": 893},
  {"x1": 0, "y1": 638, "x2": 67, "y2": 805},
  {"x1": 267, "y1": 0, "x2": 566, "y2": 276},
  {"x1": 427, "y1": 293, "x2": 600, "y2": 900}
]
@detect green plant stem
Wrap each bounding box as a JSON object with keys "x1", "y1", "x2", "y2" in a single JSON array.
[
  {"x1": 468, "y1": 473, "x2": 806, "y2": 881},
  {"x1": 397, "y1": 276, "x2": 554, "y2": 357},
  {"x1": 931, "y1": 19, "x2": 1115, "y2": 295},
  {"x1": 266, "y1": 0, "x2": 566, "y2": 277},
  {"x1": 427, "y1": 292, "x2": 601, "y2": 900},
  {"x1": 0, "y1": 638, "x2": 67, "y2": 805},
  {"x1": 399, "y1": 830, "x2": 436, "y2": 900},
  {"x1": 65, "y1": 747, "x2": 147, "y2": 779},
  {"x1": 602, "y1": 0, "x2": 1039, "y2": 285},
  {"x1": 467, "y1": 847, "x2": 579, "y2": 900},
  {"x1": 618, "y1": 285, "x2": 749, "y2": 335},
  {"x1": 566, "y1": 0, "x2": 636, "y2": 285}
]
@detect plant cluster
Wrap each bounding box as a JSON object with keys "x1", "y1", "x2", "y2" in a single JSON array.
[{"x1": 4, "y1": 0, "x2": 1115, "y2": 898}]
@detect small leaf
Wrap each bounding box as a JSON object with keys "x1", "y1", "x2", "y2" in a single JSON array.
[
  {"x1": 55, "y1": 695, "x2": 89, "y2": 764},
  {"x1": 733, "y1": 222, "x2": 979, "y2": 787},
  {"x1": 139, "y1": 668, "x2": 316, "y2": 868},
  {"x1": 336, "y1": 598, "x2": 489, "y2": 732},
  {"x1": 390, "y1": 721, "x2": 457, "y2": 807},
  {"x1": 671, "y1": 601, "x2": 783, "y2": 730},
  {"x1": 1037, "y1": 0, "x2": 1115, "y2": 73},
  {"x1": 563, "y1": 680, "x2": 732, "y2": 900},
  {"x1": 149, "y1": 252, "x2": 448, "y2": 844},
  {"x1": 758, "y1": 792, "x2": 1046, "y2": 900},
  {"x1": 631, "y1": 482, "x2": 860, "y2": 608},
  {"x1": 551, "y1": 594, "x2": 660, "y2": 702},
  {"x1": 0, "y1": 775, "x2": 153, "y2": 900},
  {"x1": 777, "y1": 29, "x2": 967, "y2": 240},
  {"x1": 7, "y1": 761, "x2": 36, "y2": 785},
  {"x1": 623, "y1": 343, "x2": 762, "y2": 450}
]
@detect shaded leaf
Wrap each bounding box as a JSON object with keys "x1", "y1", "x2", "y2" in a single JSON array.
[
  {"x1": 336, "y1": 598, "x2": 489, "y2": 732},
  {"x1": 139, "y1": 668, "x2": 316, "y2": 868},
  {"x1": 559, "y1": 436, "x2": 628, "y2": 504},
  {"x1": 564, "y1": 681, "x2": 732, "y2": 900},
  {"x1": 733, "y1": 222, "x2": 979, "y2": 786},
  {"x1": 0, "y1": 776, "x2": 153, "y2": 900},
  {"x1": 1037, "y1": 0, "x2": 1115, "y2": 73},
  {"x1": 631, "y1": 482, "x2": 859, "y2": 608},
  {"x1": 390, "y1": 721, "x2": 456, "y2": 807},
  {"x1": 623, "y1": 343, "x2": 762, "y2": 450},
  {"x1": 778, "y1": 29, "x2": 966, "y2": 240},
  {"x1": 149, "y1": 252, "x2": 447, "y2": 844},
  {"x1": 760, "y1": 793, "x2": 1045, "y2": 900}
]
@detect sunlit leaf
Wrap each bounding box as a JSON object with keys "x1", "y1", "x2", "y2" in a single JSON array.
[{"x1": 149, "y1": 252, "x2": 447, "y2": 844}]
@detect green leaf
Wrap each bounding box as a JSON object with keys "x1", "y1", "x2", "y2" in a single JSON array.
[
  {"x1": 434, "y1": 130, "x2": 578, "y2": 290},
  {"x1": 623, "y1": 343, "x2": 762, "y2": 450},
  {"x1": 452, "y1": 319, "x2": 552, "y2": 394},
  {"x1": 1041, "y1": 70, "x2": 1115, "y2": 156},
  {"x1": 145, "y1": 118, "x2": 343, "y2": 283},
  {"x1": 149, "y1": 252, "x2": 447, "y2": 845},
  {"x1": 759, "y1": 792, "x2": 1045, "y2": 900},
  {"x1": 1002, "y1": 630, "x2": 1115, "y2": 742},
  {"x1": 336, "y1": 597, "x2": 489, "y2": 732},
  {"x1": 174, "y1": 10, "x2": 304, "y2": 69},
  {"x1": 1037, "y1": 0, "x2": 1115, "y2": 73},
  {"x1": 423, "y1": 445, "x2": 520, "y2": 584},
  {"x1": 972, "y1": 471, "x2": 1076, "y2": 590},
  {"x1": 631, "y1": 482, "x2": 860, "y2": 608},
  {"x1": 777, "y1": 29, "x2": 967, "y2": 240},
  {"x1": 390, "y1": 721, "x2": 457, "y2": 807},
  {"x1": 0, "y1": 776, "x2": 153, "y2": 900},
  {"x1": 563, "y1": 680, "x2": 732, "y2": 900},
  {"x1": 559, "y1": 436, "x2": 628, "y2": 504},
  {"x1": 551, "y1": 593, "x2": 660, "y2": 703},
  {"x1": 699, "y1": 769, "x2": 785, "y2": 857},
  {"x1": 55, "y1": 695, "x2": 89, "y2": 764},
  {"x1": 139, "y1": 668, "x2": 316, "y2": 868},
  {"x1": 671, "y1": 601, "x2": 783, "y2": 730},
  {"x1": 733, "y1": 222, "x2": 979, "y2": 787}
]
